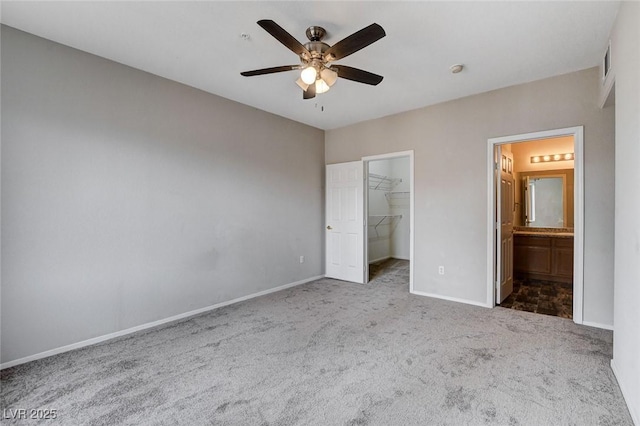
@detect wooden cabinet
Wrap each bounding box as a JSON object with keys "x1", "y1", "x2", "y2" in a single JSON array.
[
  {"x1": 514, "y1": 234, "x2": 573, "y2": 283},
  {"x1": 551, "y1": 237, "x2": 574, "y2": 278}
]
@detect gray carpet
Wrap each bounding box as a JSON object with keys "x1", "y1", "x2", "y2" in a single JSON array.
[{"x1": 1, "y1": 259, "x2": 633, "y2": 425}]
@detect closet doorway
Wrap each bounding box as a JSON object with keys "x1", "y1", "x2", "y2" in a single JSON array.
[{"x1": 363, "y1": 151, "x2": 414, "y2": 288}]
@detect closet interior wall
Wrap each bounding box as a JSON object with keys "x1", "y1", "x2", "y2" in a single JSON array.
[{"x1": 368, "y1": 157, "x2": 410, "y2": 263}]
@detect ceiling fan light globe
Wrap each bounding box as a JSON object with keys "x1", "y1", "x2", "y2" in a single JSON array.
[
  {"x1": 316, "y1": 79, "x2": 331, "y2": 94},
  {"x1": 295, "y1": 78, "x2": 309, "y2": 91},
  {"x1": 301, "y1": 66, "x2": 317, "y2": 85},
  {"x1": 320, "y1": 68, "x2": 338, "y2": 86}
]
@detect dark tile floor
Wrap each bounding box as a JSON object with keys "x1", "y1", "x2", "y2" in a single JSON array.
[{"x1": 500, "y1": 277, "x2": 573, "y2": 319}]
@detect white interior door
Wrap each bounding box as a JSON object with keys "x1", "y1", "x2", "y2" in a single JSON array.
[{"x1": 326, "y1": 161, "x2": 365, "y2": 283}]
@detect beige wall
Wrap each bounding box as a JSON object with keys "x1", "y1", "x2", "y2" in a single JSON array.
[
  {"x1": 511, "y1": 136, "x2": 575, "y2": 172},
  {"x1": 326, "y1": 67, "x2": 615, "y2": 325}
]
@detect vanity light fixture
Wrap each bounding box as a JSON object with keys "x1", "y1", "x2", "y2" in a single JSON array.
[{"x1": 530, "y1": 153, "x2": 574, "y2": 163}]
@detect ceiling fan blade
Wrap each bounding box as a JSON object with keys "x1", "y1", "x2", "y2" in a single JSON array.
[
  {"x1": 303, "y1": 83, "x2": 316, "y2": 99},
  {"x1": 324, "y1": 23, "x2": 385, "y2": 61},
  {"x1": 241, "y1": 65, "x2": 299, "y2": 77},
  {"x1": 332, "y1": 65, "x2": 384, "y2": 85},
  {"x1": 257, "y1": 20, "x2": 311, "y2": 58}
]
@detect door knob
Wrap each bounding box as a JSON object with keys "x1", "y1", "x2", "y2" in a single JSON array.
[{"x1": 326, "y1": 225, "x2": 332, "y2": 230}]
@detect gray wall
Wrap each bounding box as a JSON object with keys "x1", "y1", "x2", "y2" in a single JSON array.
[
  {"x1": 326, "y1": 67, "x2": 615, "y2": 325},
  {"x1": 1, "y1": 26, "x2": 325, "y2": 364},
  {"x1": 611, "y1": 2, "x2": 640, "y2": 423},
  {"x1": 389, "y1": 157, "x2": 410, "y2": 260},
  {"x1": 368, "y1": 159, "x2": 393, "y2": 262}
]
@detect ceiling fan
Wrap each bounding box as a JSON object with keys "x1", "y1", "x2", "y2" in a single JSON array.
[{"x1": 240, "y1": 20, "x2": 386, "y2": 99}]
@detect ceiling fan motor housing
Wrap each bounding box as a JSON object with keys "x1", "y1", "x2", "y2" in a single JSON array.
[
  {"x1": 306, "y1": 26, "x2": 326, "y2": 41},
  {"x1": 304, "y1": 41, "x2": 330, "y2": 59},
  {"x1": 304, "y1": 26, "x2": 332, "y2": 64}
]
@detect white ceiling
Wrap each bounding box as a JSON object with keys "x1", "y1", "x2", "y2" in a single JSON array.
[{"x1": 1, "y1": 1, "x2": 620, "y2": 130}]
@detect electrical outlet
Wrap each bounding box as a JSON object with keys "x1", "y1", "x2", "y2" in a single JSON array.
[
  {"x1": 299, "y1": 256, "x2": 305, "y2": 264},
  {"x1": 438, "y1": 266, "x2": 445, "y2": 275}
]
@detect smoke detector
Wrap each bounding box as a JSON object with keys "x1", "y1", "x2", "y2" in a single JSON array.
[{"x1": 450, "y1": 64, "x2": 464, "y2": 74}]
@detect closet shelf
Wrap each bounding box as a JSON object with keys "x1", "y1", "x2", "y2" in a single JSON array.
[
  {"x1": 385, "y1": 191, "x2": 410, "y2": 206},
  {"x1": 368, "y1": 214, "x2": 403, "y2": 237},
  {"x1": 369, "y1": 173, "x2": 402, "y2": 191}
]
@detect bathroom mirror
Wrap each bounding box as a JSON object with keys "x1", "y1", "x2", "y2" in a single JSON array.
[{"x1": 523, "y1": 175, "x2": 567, "y2": 228}]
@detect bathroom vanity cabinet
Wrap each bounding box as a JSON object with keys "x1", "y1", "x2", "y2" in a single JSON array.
[{"x1": 513, "y1": 234, "x2": 574, "y2": 283}]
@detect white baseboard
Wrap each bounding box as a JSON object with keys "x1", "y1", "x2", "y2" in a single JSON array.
[
  {"x1": 611, "y1": 359, "x2": 639, "y2": 425},
  {"x1": 410, "y1": 290, "x2": 492, "y2": 308},
  {"x1": 582, "y1": 320, "x2": 614, "y2": 331},
  {"x1": 1, "y1": 275, "x2": 324, "y2": 370}
]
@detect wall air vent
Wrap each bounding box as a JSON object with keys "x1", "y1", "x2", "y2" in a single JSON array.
[{"x1": 603, "y1": 41, "x2": 611, "y2": 81}]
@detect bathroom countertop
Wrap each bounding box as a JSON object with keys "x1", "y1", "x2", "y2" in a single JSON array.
[
  {"x1": 513, "y1": 231, "x2": 574, "y2": 238},
  {"x1": 513, "y1": 226, "x2": 573, "y2": 237}
]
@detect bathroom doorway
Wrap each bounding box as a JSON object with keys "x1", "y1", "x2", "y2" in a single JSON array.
[
  {"x1": 487, "y1": 127, "x2": 585, "y2": 324},
  {"x1": 499, "y1": 138, "x2": 575, "y2": 319}
]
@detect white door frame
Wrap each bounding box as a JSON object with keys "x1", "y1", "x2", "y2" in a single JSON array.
[
  {"x1": 362, "y1": 150, "x2": 415, "y2": 289},
  {"x1": 486, "y1": 126, "x2": 584, "y2": 324}
]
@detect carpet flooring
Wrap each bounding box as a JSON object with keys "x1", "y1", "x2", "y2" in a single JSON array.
[{"x1": 1, "y1": 260, "x2": 632, "y2": 425}]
